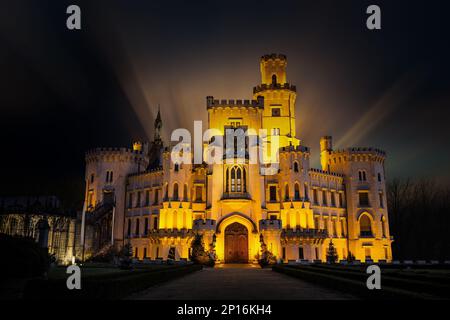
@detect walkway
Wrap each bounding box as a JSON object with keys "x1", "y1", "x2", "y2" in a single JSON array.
[{"x1": 129, "y1": 264, "x2": 355, "y2": 300}]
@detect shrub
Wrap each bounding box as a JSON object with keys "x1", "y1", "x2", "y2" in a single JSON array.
[{"x1": 0, "y1": 233, "x2": 50, "y2": 278}]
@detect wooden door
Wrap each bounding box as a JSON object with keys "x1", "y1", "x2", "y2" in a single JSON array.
[{"x1": 224, "y1": 222, "x2": 248, "y2": 263}]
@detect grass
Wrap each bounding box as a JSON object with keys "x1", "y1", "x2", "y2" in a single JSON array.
[{"x1": 24, "y1": 263, "x2": 203, "y2": 299}]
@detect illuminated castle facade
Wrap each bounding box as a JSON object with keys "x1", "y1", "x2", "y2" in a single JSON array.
[{"x1": 81, "y1": 54, "x2": 392, "y2": 263}]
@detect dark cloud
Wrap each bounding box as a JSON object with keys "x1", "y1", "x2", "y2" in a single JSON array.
[{"x1": 1, "y1": 0, "x2": 449, "y2": 205}]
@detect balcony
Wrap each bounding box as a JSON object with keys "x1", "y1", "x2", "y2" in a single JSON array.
[
  {"x1": 281, "y1": 228, "x2": 328, "y2": 239},
  {"x1": 86, "y1": 201, "x2": 114, "y2": 224},
  {"x1": 259, "y1": 219, "x2": 282, "y2": 230}
]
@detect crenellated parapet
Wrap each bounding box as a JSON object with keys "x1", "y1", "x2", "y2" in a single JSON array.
[
  {"x1": 192, "y1": 219, "x2": 216, "y2": 231},
  {"x1": 85, "y1": 147, "x2": 149, "y2": 165},
  {"x1": 259, "y1": 219, "x2": 282, "y2": 230},
  {"x1": 279, "y1": 145, "x2": 310, "y2": 154},
  {"x1": 309, "y1": 168, "x2": 344, "y2": 178},
  {"x1": 328, "y1": 147, "x2": 386, "y2": 164},
  {"x1": 253, "y1": 82, "x2": 296, "y2": 94},
  {"x1": 206, "y1": 96, "x2": 264, "y2": 109}
]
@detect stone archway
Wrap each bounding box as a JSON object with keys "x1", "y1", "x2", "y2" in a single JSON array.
[{"x1": 224, "y1": 222, "x2": 248, "y2": 263}]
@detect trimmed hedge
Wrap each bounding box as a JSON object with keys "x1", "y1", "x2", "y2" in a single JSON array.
[
  {"x1": 282, "y1": 264, "x2": 450, "y2": 298},
  {"x1": 24, "y1": 264, "x2": 202, "y2": 299},
  {"x1": 272, "y1": 265, "x2": 438, "y2": 299},
  {"x1": 0, "y1": 234, "x2": 50, "y2": 278}
]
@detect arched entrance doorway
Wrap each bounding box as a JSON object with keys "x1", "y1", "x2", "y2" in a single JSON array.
[{"x1": 225, "y1": 222, "x2": 248, "y2": 263}]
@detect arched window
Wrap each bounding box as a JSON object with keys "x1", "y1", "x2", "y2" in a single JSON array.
[
  {"x1": 225, "y1": 168, "x2": 229, "y2": 192},
  {"x1": 285, "y1": 184, "x2": 290, "y2": 201},
  {"x1": 164, "y1": 184, "x2": 168, "y2": 200},
  {"x1": 183, "y1": 184, "x2": 188, "y2": 201},
  {"x1": 271, "y1": 74, "x2": 277, "y2": 84},
  {"x1": 294, "y1": 161, "x2": 299, "y2": 173},
  {"x1": 304, "y1": 183, "x2": 309, "y2": 200},
  {"x1": 378, "y1": 173, "x2": 382, "y2": 182},
  {"x1": 229, "y1": 166, "x2": 245, "y2": 193},
  {"x1": 243, "y1": 168, "x2": 247, "y2": 192},
  {"x1": 294, "y1": 183, "x2": 300, "y2": 200},
  {"x1": 173, "y1": 183, "x2": 179, "y2": 200},
  {"x1": 359, "y1": 214, "x2": 372, "y2": 237},
  {"x1": 358, "y1": 170, "x2": 367, "y2": 181}
]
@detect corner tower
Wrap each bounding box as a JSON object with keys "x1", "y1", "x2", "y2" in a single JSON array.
[{"x1": 253, "y1": 54, "x2": 299, "y2": 149}]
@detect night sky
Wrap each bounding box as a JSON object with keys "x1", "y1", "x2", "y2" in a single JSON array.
[{"x1": 1, "y1": 0, "x2": 449, "y2": 207}]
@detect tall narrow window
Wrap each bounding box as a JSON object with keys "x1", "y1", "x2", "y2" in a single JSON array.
[
  {"x1": 128, "y1": 193, "x2": 133, "y2": 208},
  {"x1": 153, "y1": 217, "x2": 158, "y2": 230},
  {"x1": 236, "y1": 168, "x2": 242, "y2": 192},
  {"x1": 144, "y1": 218, "x2": 149, "y2": 235},
  {"x1": 294, "y1": 183, "x2": 300, "y2": 200},
  {"x1": 285, "y1": 184, "x2": 290, "y2": 201},
  {"x1": 135, "y1": 218, "x2": 140, "y2": 236},
  {"x1": 173, "y1": 183, "x2": 179, "y2": 200},
  {"x1": 196, "y1": 186, "x2": 202, "y2": 201},
  {"x1": 231, "y1": 167, "x2": 236, "y2": 192},
  {"x1": 243, "y1": 168, "x2": 247, "y2": 193},
  {"x1": 379, "y1": 192, "x2": 384, "y2": 208},
  {"x1": 269, "y1": 186, "x2": 277, "y2": 202},
  {"x1": 360, "y1": 214, "x2": 372, "y2": 237},
  {"x1": 378, "y1": 173, "x2": 382, "y2": 182},
  {"x1": 313, "y1": 189, "x2": 318, "y2": 205},
  {"x1": 127, "y1": 219, "x2": 131, "y2": 236},
  {"x1": 322, "y1": 190, "x2": 327, "y2": 206},
  {"x1": 183, "y1": 184, "x2": 188, "y2": 200},
  {"x1": 304, "y1": 183, "x2": 309, "y2": 200},
  {"x1": 359, "y1": 192, "x2": 369, "y2": 207},
  {"x1": 174, "y1": 163, "x2": 179, "y2": 172},
  {"x1": 293, "y1": 161, "x2": 299, "y2": 173},
  {"x1": 341, "y1": 219, "x2": 346, "y2": 237},
  {"x1": 331, "y1": 192, "x2": 336, "y2": 206},
  {"x1": 298, "y1": 247, "x2": 304, "y2": 260},
  {"x1": 154, "y1": 189, "x2": 159, "y2": 204},
  {"x1": 136, "y1": 191, "x2": 141, "y2": 207},
  {"x1": 338, "y1": 192, "x2": 343, "y2": 207},
  {"x1": 145, "y1": 190, "x2": 150, "y2": 206},
  {"x1": 225, "y1": 169, "x2": 229, "y2": 192}
]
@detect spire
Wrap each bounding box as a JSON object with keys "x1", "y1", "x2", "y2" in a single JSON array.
[{"x1": 154, "y1": 104, "x2": 162, "y2": 141}]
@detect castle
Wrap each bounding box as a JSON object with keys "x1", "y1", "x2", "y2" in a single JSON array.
[{"x1": 81, "y1": 54, "x2": 392, "y2": 263}]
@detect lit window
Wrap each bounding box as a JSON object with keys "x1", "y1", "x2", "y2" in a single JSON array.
[
  {"x1": 359, "y1": 192, "x2": 369, "y2": 207},
  {"x1": 272, "y1": 108, "x2": 281, "y2": 117}
]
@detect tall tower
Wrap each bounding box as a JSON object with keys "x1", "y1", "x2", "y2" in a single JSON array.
[{"x1": 253, "y1": 54, "x2": 299, "y2": 149}]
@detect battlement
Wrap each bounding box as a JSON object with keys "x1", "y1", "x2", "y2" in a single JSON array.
[
  {"x1": 127, "y1": 166, "x2": 164, "y2": 178},
  {"x1": 309, "y1": 168, "x2": 344, "y2": 177},
  {"x1": 279, "y1": 145, "x2": 310, "y2": 153},
  {"x1": 329, "y1": 147, "x2": 386, "y2": 161},
  {"x1": 253, "y1": 82, "x2": 296, "y2": 94},
  {"x1": 259, "y1": 219, "x2": 282, "y2": 230},
  {"x1": 192, "y1": 219, "x2": 216, "y2": 231},
  {"x1": 261, "y1": 53, "x2": 287, "y2": 62},
  {"x1": 85, "y1": 147, "x2": 148, "y2": 163},
  {"x1": 281, "y1": 228, "x2": 328, "y2": 239},
  {"x1": 206, "y1": 96, "x2": 264, "y2": 109}
]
